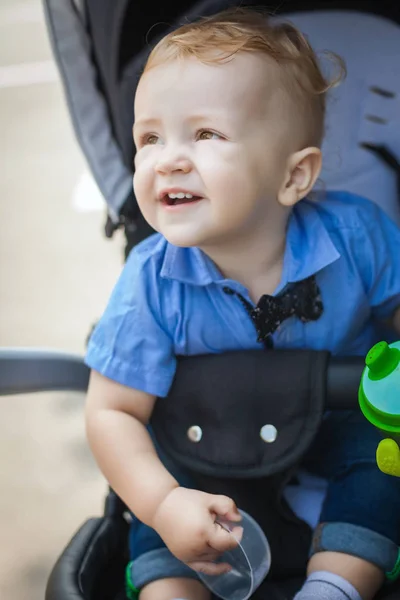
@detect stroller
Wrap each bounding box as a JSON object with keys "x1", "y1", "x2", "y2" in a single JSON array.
[{"x1": 5, "y1": 0, "x2": 400, "y2": 598}]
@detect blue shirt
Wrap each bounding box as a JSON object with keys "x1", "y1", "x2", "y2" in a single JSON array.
[{"x1": 85, "y1": 191, "x2": 400, "y2": 397}]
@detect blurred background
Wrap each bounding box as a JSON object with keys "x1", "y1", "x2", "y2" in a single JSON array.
[{"x1": 0, "y1": 1, "x2": 125, "y2": 598}]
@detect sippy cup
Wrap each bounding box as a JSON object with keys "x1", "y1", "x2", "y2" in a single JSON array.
[{"x1": 359, "y1": 340, "x2": 400, "y2": 476}]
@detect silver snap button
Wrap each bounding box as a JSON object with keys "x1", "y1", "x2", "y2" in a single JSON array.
[
  {"x1": 260, "y1": 424, "x2": 278, "y2": 443},
  {"x1": 187, "y1": 425, "x2": 202, "y2": 442}
]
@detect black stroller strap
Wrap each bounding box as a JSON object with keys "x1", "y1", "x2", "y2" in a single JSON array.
[
  {"x1": 361, "y1": 143, "x2": 400, "y2": 203},
  {"x1": 151, "y1": 349, "x2": 329, "y2": 578},
  {"x1": 152, "y1": 350, "x2": 328, "y2": 479}
]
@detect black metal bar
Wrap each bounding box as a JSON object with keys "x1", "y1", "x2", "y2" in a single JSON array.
[{"x1": 0, "y1": 349, "x2": 89, "y2": 396}]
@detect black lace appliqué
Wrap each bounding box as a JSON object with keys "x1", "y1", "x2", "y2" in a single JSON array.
[{"x1": 223, "y1": 275, "x2": 323, "y2": 348}]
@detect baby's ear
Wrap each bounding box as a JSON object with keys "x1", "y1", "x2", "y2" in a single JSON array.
[{"x1": 278, "y1": 147, "x2": 322, "y2": 207}]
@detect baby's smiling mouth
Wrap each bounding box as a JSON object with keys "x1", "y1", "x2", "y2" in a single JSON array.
[{"x1": 161, "y1": 192, "x2": 203, "y2": 207}]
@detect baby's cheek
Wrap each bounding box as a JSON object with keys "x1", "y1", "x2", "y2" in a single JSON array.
[
  {"x1": 216, "y1": 171, "x2": 252, "y2": 203},
  {"x1": 133, "y1": 164, "x2": 152, "y2": 198},
  {"x1": 132, "y1": 172, "x2": 144, "y2": 201}
]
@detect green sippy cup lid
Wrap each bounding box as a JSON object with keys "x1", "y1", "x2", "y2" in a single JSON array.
[
  {"x1": 359, "y1": 341, "x2": 400, "y2": 433},
  {"x1": 365, "y1": 341, "x2": 400, "y2": 380}
]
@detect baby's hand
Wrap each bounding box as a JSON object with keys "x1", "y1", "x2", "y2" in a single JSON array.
[{"x1": 152, "y1": 487, "x2": 242, "y2": 575}]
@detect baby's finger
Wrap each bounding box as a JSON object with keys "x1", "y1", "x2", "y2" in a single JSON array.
[
  {"x1": 208, "y1": 522, "x2": 240, "y2": 553},
  {"x1": 190, "y1": 549, "x2": 221, "y2": 562},
  {"x1": 208, "y1": 494, "x2": 241, "y2": 522},
  {"x1": 188, "y1": 561, "x2": 232, "y2": 576},
  {"x1": 230, "y1": 525, "x2": 244, "y2": 543}
]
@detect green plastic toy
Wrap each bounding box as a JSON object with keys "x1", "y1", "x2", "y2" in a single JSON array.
[{"x1": 359, "y1": 340, "x2": 400, "y2": 477}]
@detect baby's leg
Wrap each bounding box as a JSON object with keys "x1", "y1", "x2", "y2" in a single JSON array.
[
  {"x1": 293, "y1": 552, "x2": 383, "y2": 600},
  {"x1": 140, "y1": 577, "x2": 210, "y2": 600},
  {"x1": 296, "y1": 410, "x2": 400, "y2": 600},
  {"x1": 128, "y1": 526, "x2": 205, "y2": 599}
]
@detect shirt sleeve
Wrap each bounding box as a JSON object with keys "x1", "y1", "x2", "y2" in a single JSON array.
[
  {"x1": 85, "y1": 246, "x2": 176, "y2": 397},
  {"x1": 356, "y1": 200, "x2": 400, "y2": 321}
]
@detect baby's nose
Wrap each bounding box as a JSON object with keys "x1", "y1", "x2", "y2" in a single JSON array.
[{"x1": 155, "y1": 150, "x2": 192, "y2": 175}]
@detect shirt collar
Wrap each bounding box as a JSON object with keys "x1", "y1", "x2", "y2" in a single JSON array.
[
  {"x1": 160, "y1": 243, "x2": 220, "y2": 285},
  {"x1": 281, "y1": 198, "x2": 340, "y2": 286},
  {"x1": 160, "y1": 198, "x2": 341, "y2": 287}
]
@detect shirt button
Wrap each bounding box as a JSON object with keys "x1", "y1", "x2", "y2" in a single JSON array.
[{"x1": 223, "y1": 286, "x2": 234, "y2": 295}]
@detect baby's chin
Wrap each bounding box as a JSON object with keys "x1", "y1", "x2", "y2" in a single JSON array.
[
  {"x1": 162, "y1": 233, "x2": 202, "y2": 248},
  {"x1": 159, "y1": 226, "x2": 210, "y2": 249}
]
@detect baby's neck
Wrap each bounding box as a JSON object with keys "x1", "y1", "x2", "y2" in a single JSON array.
[{"x1": 201, "y1": 225, "x2": 287, "y2": 303}]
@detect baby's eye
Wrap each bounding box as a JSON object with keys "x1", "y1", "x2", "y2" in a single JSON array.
[
  {"x1": 142, "y1": 134, "x2": 160, "y2": 146},
  {"x1": 197, "y1": 130, "x2": 221, "y2": 141},
  {"x1": 145, "y1": 134, "x2": 159, "y2": 145}
]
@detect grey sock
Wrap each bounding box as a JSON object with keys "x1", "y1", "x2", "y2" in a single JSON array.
[{"x1": 294, "y1": 571, "x2": 363, "y2": 600}]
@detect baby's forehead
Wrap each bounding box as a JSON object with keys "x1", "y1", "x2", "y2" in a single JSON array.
[
  {"x1": 139, "y1": 51, "x2": 278, "y2": 88},
  {"x1": 135, "y1": 53, "x2": 285, "y2": 116}
]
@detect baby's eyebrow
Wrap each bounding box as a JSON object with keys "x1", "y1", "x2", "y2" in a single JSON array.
[
  {"x1": 133, "y1": 117, "x2": 160, "y2": 135},
  {"x1": 186, "y1": 113, "x2": 224, "y2": 124}
]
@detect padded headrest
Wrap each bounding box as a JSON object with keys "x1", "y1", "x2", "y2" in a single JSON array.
[{"x1": 273, "y1": 11, "x2": 400, "y2": 226}]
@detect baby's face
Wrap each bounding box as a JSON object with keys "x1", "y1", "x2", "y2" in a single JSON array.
[{"x1": 133, "y1": 52, "x2": 294, "y2": 248}]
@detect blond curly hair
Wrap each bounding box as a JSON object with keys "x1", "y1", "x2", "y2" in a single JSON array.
[{"x1": 143, "y1": 8, "x2": 345, "y2": 146}]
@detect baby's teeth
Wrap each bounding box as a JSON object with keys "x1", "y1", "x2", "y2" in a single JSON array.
[{"x1": 167, "y1": 192, "x2": 194, "y2": 199}]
